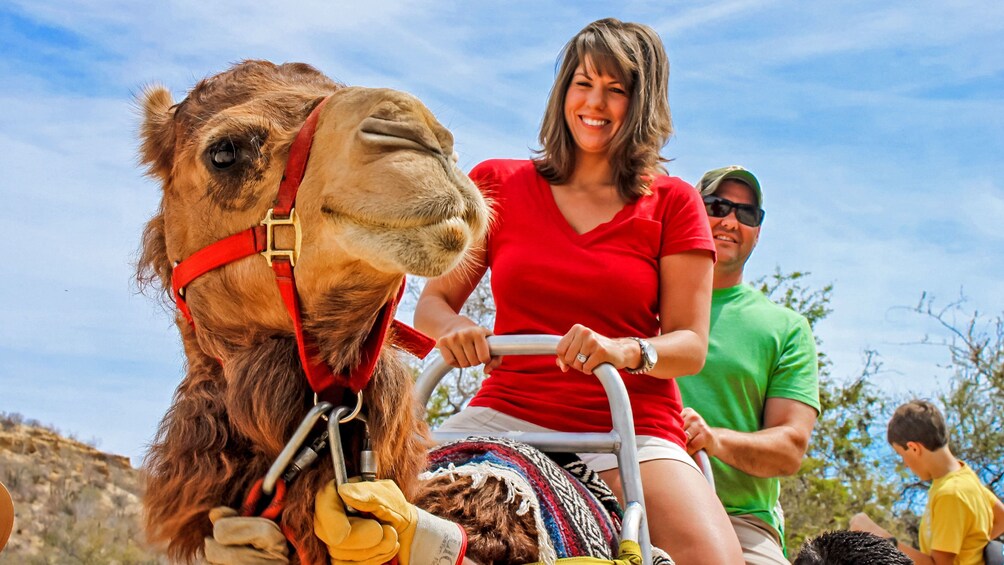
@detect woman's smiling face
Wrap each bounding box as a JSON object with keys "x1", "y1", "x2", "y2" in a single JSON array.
[{"x1": 563, "y1": 56, "x2": 630, "y2": 158}]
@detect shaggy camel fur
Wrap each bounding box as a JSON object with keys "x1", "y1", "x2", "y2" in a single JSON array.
[
  {"x1": 137, "y1": 60, "x2": 489, "y2": 563},
  {"x1": 138, "y1": 61, "x2": 620, "y2": 565}
]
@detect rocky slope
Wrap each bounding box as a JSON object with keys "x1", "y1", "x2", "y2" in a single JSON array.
[{"x1": 0, "y1": 413, "x2": 165, "y2": 564}]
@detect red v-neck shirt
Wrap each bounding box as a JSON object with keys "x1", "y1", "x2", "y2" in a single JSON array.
[{"x1": 467, "y1": 159, "x2": 715, "y2": 446}]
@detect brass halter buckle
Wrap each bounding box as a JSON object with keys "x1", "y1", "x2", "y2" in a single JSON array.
[{"x1": 260, "y1": 208, "x2": 302, "y2": 266}]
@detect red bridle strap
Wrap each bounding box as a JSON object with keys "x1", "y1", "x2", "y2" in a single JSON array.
[
  {"x1": 274, "y1": 96, "x2": 327, "y2": 216},
  {"x1": 170, "y1": 95, "x2": 434, "y2": 400},
  {"x1": 171, "y1": 226, "x2": 268, "y2": 322}
]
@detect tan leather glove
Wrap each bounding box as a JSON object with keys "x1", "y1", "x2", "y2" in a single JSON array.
[
  {"x1": 204, "y1": 506, "x2": 289, "y2": 565},
  {"x1": 338, "y1": 480, "x2": 467, "y2": 565},
  {"x1": 314, "y1": 480, "x2": 399, "y2": 565}
]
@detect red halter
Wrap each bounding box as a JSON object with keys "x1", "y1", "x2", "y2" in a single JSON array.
[{"x1": 170, "y1": 96, "x2": 434, "y2": 400}]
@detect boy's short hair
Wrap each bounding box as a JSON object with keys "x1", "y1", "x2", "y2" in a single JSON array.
[
  {"x1": 794, "y1": 530, "x2": 911, "y2": 564},
  {"x1": 886, "y1": 399, "x2": 949, "y2": 450}
]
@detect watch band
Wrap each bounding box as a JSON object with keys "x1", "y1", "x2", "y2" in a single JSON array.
[{"x1": 626, "y1": 337, "x2": 655, "y2": 374}]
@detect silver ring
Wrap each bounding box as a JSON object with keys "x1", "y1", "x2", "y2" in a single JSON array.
[{"x1": 575, "y1": 353, "x2": 588, "y2": 364}]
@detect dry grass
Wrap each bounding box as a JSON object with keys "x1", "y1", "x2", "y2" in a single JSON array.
[{"x1": 0, "y1": 412, "x2": 166, "y2": 564}]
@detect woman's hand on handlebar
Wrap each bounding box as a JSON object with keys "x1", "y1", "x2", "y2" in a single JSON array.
[
  {"x1": 436, "y1": 318, "x2": 503, "y2": 373},
  {"x1": 556, "y1": 324, "x2": 638, "y2": 375}
]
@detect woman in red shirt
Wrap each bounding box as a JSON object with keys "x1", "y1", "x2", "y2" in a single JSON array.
[{"x1": 415, "y1": 18, "x2": 742, "y2": 564}]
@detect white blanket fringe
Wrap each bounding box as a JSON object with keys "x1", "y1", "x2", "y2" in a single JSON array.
[{"x1": 420, "y1": 461, "x2": 559, "y2": 565}]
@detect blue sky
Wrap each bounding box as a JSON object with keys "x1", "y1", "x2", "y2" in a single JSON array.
[{"x1": 1, "y1": 0, "x2": 1001, "y2": 464}]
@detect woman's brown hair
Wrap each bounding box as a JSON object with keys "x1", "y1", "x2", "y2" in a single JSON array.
[{"x1": 534, "y1": 18, "x2": 672, "y2": 201}]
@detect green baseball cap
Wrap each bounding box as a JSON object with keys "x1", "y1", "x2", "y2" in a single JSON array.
[{"x1": 697, "y1": 165, "x2": 763, "y2": 208}]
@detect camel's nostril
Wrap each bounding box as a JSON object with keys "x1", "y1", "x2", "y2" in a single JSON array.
[
  {"x1": 358, "y1": 117, "x2": 442, "y2": 156},
  {"x1": 433, "y1": 126, "x2": 455, "y2": 158}
]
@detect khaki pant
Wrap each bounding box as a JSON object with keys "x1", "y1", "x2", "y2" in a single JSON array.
[{"x1": 731, "y1": 514, "x2": 788, "y2": 565}]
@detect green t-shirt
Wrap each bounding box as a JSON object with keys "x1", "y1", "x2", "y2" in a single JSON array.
[{"x1": 677, "y1": 283, "x2": 820, "y2": 544}]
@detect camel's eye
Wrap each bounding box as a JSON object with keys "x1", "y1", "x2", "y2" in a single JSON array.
[
  {"x1": 208, "y1": 139, "x2": 239, "y2": 169},
  {"x1": 201, "y1": 128, "x2": 269, "y2": 210}
]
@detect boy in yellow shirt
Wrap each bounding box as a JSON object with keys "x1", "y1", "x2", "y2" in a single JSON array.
[{"x1": 851, "y1": 400, "x2": 1004, "y2": 564}]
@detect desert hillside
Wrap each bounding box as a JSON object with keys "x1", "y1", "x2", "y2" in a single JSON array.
[{"x1": 0, "y1": 413, "x2": 165, "y2": 564}]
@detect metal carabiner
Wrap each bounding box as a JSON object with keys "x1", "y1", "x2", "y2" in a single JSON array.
[
  {"x1": 335, "y1": 390, "x2": 364, "y2": 423},
  {"x1": 327, "y1": 405, "x2": 354, "y2": 488},
  {"x1": 263, "y1": 401, "x2": 332, "y2": 496},
  {"x1": 326, "y1": 391, "x2": 375, "y2": 486}
]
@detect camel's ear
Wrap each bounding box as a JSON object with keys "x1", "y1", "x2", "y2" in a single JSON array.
[
  {"x1": 139, "y1": 86, "x2": 177, "y2": 181},
  {"x1": 137, "y1": 210, "x2": 172, "y2": 298}
]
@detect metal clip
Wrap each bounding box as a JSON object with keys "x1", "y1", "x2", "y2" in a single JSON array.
[
  {"x1": 359, "y1": 436, "x2": 376, "y2": 482},
  {"x1": 327, "y1": 407, "x2": 374, "y2": 515},
  {"x1": 327, "y1": 406, "x2": 356, "y2": 488},
  {"x1": 281, "y1": 430, "x2": 329, "y2": 486},
  {"x1": 263, "y1": 401, "x2": 332, "y2": 496},
  {"x1": 260, "y1": 207, "x2": 302, "y2": 266}
]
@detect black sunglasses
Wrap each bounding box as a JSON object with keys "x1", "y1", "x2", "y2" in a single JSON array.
[{"x1": 703, "y1": 195, "x2": 765, "y2": 227}]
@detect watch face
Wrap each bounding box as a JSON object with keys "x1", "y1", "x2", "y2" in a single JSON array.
[
  {"x1": 640, "y1": 339, "x2": 656, "y2": 366},
  {"x1": 627, "y1": 338, "x2": 656, "y2": 374}
]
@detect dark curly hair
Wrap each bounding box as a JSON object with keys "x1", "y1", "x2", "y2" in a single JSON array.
[{"x1": 794, "y1": 530, "x2": 911, "y2": 565}]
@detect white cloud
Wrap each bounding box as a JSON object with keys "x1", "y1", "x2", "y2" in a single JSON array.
[
  {"x1": 652, "y1": 0, "x2": 776, "y2": 36},
  {"x1": 1, "y1": 0, "x2": 1002, "y2": 460}
]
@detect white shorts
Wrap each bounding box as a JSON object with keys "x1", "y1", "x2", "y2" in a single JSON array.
[
  {"x1": 436, "y1": 406, "x2": 699, "y2": 474},
  {"x1": 730, "y1": 514, "x2": 788, "y2": 565}
]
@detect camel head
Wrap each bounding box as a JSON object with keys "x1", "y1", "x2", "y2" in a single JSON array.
[
  {"x1": 139, "y1": 60, "x2": 486, "y2": 344},
  {"x1": 136, "y1": 61, "x2": 488, "y2": 563}
]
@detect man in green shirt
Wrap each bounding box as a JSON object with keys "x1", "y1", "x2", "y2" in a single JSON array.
[{"x1": 677, "y1": 166, "x2": 821, "y2": 565}]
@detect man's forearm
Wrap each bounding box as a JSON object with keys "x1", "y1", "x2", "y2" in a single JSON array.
[
  {"x1": 900, "y1": 544, "x2": 939, "y2": 565},
  {"x1": 850, "y1": 513, "x2": 933, "y2": 564},
  {"x1": 711, "y1": 426, "x2": 808, "y2": 477}
]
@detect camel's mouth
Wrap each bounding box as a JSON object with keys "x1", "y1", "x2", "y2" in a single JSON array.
[
  {"x1": 320, "y1": 193, "x2": 473, "y2": 231},
  {"x1": 298, "y1": 90, "x2": 487, "y2": 277},
  {"x1": 321, "y1": 202, "x2": 476, "y2": 274},
  {"x1": 323, "y1": 200, "x2": 475, "y2": 247}
]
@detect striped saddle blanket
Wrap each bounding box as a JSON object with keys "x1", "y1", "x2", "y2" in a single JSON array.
[{"x1": 422, "y1": 436, "x2": 623, "y2": 562}]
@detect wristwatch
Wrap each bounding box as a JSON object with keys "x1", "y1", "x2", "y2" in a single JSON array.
[{"x1": 626, "y1": 337, "x2": 657, "y2": 374}]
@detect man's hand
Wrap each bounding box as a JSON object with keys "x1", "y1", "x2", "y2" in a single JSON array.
[
  {"x1": 338, "y1": 480, "x2": 467, "y2": 565},
  {"x1": 314, "y1": 481, "x2": 399, "y2": 565},
  {"x1": 681, "y1": 398, "x2": 816, "y2": 477},
  {"x1": 204, "y1": 507, "x2": 289, "y2": 565},
  {"x1": 681, "y1": 407, "x2": 719, "y2": 456}
]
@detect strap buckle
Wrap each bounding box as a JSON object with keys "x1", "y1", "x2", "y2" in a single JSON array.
[{"x1": 260, "y1": 207, "x2": 302, "y2": 267}]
